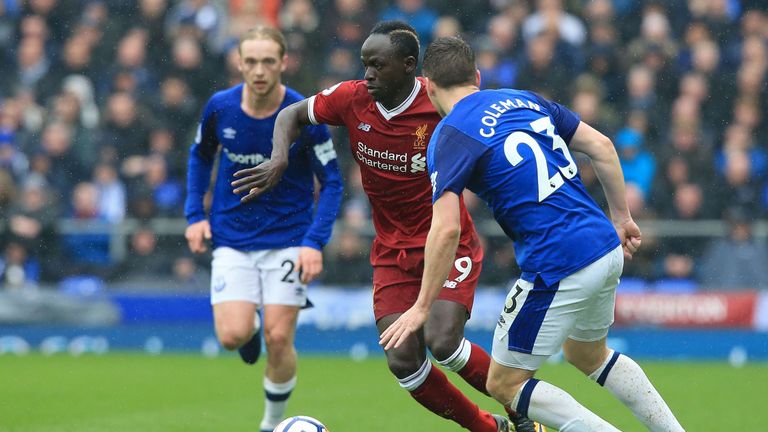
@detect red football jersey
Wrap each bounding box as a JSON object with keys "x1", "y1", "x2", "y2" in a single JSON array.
[{"x1": 308, "y1": 77, "x2": 480, "y2": 265}]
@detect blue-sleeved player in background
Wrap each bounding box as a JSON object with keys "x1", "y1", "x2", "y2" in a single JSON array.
[
  {"x1": 184, "y1": 26, "x2": 343, "y2": 432},
  {"x1": 381, "y1": 37, "x2": 684, "y2": 431}
]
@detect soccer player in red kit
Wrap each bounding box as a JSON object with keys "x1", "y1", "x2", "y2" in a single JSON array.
[{"x1": 232, "y1": 21, "x2": 538, "y2": 432}]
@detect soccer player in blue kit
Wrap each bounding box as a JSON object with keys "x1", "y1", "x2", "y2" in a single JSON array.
[
  {"x1": 184, "y1": 26, "x2": 343, "y2": 432},
  {"x1": 381, "y1": 37, "x2": 684, "y2": 431}
]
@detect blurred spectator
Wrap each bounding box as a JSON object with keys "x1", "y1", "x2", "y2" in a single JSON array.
[
  {"x1": 323, "y1": 228, "x2": 371, "y2": 285},
  {"x1": 172, "y1": 255, "x2": 209, "y2": 291},
  {"x1": 515, "y1": 33, "x2": 568, "y2": 96},
  {"x1": 100, "y1": 28, "x2": 158, "y2": 101},
  {"x1": 521, "y1": 0, "x2": 587, "y2": 47},
  {"x1": 37, "y1": 120, "x2": 88, "y2": 198},
  {"x1": 570, "y1": 79, "x2": 619, "y2": 137},
  {"x1": 165, "y1": 35, "x2": 219, "y2": 101},
  {"x1": 14, "y1": 36, "x2": 50, "y2": 93},
  {"x1": 0, "y1": 132, "x2": 28, "y2": 180},
  {"x1": 113, "y1": 225, "x2": 172, "y2": 283},
  {"x1": 474, "y1": 36, "x2": 517, "y2": 89},
  {"x1": 155, "y1": 75, "x2": 198, "y2": 141},
  {"x1": 4, "y1": 174, "x2": 56, "y2": 263},
  {"x1": 699, "y1": 207, "x2": 768, "y2": 289},
  {"x1": 0, "y1": 240, "x2": 39, "y2": 289},
  {"x1": 139, "y1": 155, "x2": 183, "y2": 217},
  {"x1": 716, "y1": 150, "x2": 762, "y2": 214},
  {"x1": 133, "y1": 0, "x2": 171, "y2": 64},
  {"x1": 380, "y1": 0, "x2": 438, "y2": 47},
  {"x1": 59, "y1": 181, "x2": 113, "y2": 277},
  {"x1": 49, "y1": 91, "x2": 97, "y2": 168},
  {"x1": 432, "y1": 15, "x2": 461, "y2": 40},
  {"x1": 615, "y1": 127, "x2": 656, "y2": 199},
  {"x1": 165, "y1": 0, "x2": 227, "y2": 53},
  {"x1": 100, "y1": 92, "x2": 151, "y2": 166},
  {"x1": 93, "y1": 163, "x2": 126, "y2": 224}
]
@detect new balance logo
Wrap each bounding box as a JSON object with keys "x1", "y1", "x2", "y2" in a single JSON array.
[
  {"x1": 223, "y1": 127, "x2": 237, "y2": 139},
  {"x1": 410, "y1": 152, "x2": 426, "y2": 173},
  {"x1": 357, "y1": 122, "x2": 371, "y2": 132}
]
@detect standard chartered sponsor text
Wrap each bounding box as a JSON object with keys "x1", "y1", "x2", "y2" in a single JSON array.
[{"x1": 356, "y1": 141, "x2": 409, "y2": 172}]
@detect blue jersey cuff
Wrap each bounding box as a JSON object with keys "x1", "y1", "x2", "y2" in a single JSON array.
[{"x1": 300, "y1": 239, "x2": 324, "y2": 251}]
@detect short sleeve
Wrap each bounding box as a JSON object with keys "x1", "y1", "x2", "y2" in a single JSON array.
[
  {"x1": 527, "y1": 91, "x2": 581, "y2": 143},
  {"x1": 427, "y1": 124, "x2": 489, "y2": 203},
  {"x1": 307, "y1": 81, "x2": 356, "y2": 127}
]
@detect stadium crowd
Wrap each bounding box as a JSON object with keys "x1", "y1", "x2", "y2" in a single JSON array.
[{"x1": 0, "y1": 0, "x2": 767, "y2": 290}]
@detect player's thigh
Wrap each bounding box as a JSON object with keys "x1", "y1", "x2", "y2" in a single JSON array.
[
  {"x1": 372, "y1": 265, "x2": 421, "y2": 321},
  {"x1": 213, "y1": 301, "x2": 258, "y2": 342},
  {"x1": 569, "y1": 245, "x2": 624, "y2": 344},
  {"x1": 377, "y1": 313, "x2": 428, "y2": 377},
  {"x1": 210, "y1": 246, "x2": 262, "y2": 305},
  {"x1": 259, "y1": 247, "x2": 309, "y2": 307},
  {"x1": 262, "y1": 304, "x2": 300, "y2": 348},
  {"x1": 491, "y1": 275, "x2": 600, "y2": 371}
]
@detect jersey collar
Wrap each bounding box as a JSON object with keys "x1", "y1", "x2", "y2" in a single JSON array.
[{"x1": 375, "y1": 79, "x2": 421, "y2": 121}]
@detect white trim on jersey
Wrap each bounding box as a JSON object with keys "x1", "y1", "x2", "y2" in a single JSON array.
[
  {"x1": 307, "y1": 95, "x2": 319, "y2": 125},
  {"x1": 375, "y1": 79, "x2": 421, "y2": 121}
]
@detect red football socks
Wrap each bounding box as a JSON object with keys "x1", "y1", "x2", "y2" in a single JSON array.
[
  {"x1": 457, "y1": 342, "x2": 492, "y2": 396},
  {"x1": 409, "y1": 365, "x2": 498, "y2": 432}
]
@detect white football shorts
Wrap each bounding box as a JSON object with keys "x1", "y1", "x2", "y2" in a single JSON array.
[
  {"x1": 209, "y1": 246, "x2": 308, "y2": 307},
  {"x1": 492, "y1": 245, "x2": 623, "y2": 370}
]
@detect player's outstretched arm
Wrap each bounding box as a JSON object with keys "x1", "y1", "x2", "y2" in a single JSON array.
[
  {"x1": 569, "y1": 121, "x2": 641, "y2": 259},
  {"x1": 380, "y1": 192, "x2": 462, "y2": 350},
  {"x1": 231, "y1": 99, "x2": 313, "y2": 202}
]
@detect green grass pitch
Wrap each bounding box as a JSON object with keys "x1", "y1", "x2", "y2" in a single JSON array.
[{"x1": 1, "y1": 353, "x2": 764, "y2": 431}]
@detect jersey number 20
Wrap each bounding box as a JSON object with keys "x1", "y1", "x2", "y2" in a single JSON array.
[{"x1": 504, "y1": 116, "x2": 577, "y2": 202}]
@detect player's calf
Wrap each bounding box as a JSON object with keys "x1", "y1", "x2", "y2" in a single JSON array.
[{"x1": 586, "y1": 349, "x2": 685, "y2": 432}]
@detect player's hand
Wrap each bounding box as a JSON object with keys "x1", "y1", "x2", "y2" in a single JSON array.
[
  {"x1": 614, "y1": 218, "x2": 642, "y2": 260},
  {"x1": 296, "y1": 247, "x2": 322, "y2": 284},
  {"x1": 379, "y1": 306, "x2": 429, "y2": 351},
  {"x1": 185, "y1": 220, "x2": 212, "y2": 253},
  {"x1": 231, "y1": 159, "x2": 288, "y2": 203}
]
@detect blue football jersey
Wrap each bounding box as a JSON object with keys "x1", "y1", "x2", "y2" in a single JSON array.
[
  {"x1": 428, "y1": 89, "x2": 619, "y2": 286},
  {"x1": 185, "y1": 85, "x2": 343, "y2": 251}
]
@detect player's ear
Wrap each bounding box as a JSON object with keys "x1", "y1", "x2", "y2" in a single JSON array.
[
  {"x1": 425, "y1": 77, "x2": 435, "y2": 96},
  {"x1": 475, "y1": 69, "x2": 481, "y2": 87},
  {"x1": 280, "y1": 54, "x2": 288, "y2": 73},
  {"x1": 404, "y1": 55, "x2": 417, "y2": 74}
]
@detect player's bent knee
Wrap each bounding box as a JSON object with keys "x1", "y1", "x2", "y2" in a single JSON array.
[
  {"x1": 485, "y1": 377, "x2": 521, "y2": 403},
  {"x1": 424, "y1": 332, "x2": 463, "y2": 361},
  {"x1": 385, "y1": 355, "x2": 423, "y2": 380},
  {"x1": 218, "y1": 332, "x2": 249, "y2": 351}
]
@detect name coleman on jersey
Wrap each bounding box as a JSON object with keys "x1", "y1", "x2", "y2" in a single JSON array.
[{"x1": 356, "y1": 141, "x2": 426, "y2": 174}]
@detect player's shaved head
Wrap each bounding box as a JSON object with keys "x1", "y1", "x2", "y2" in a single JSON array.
[
  {"x1": 239, "y1": 25, "x2": 286, "y2": 57},
  {"x1": 370, "y1": 20, "x2": 420, "y2": 61},
  {"x1": 423, "y1": 36, "x2": 476, "y2": 88}
]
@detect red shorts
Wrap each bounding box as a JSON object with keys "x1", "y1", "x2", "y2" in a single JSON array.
[{"x1": 372, "y1": 242, "x2": 483, "y2": 322}]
